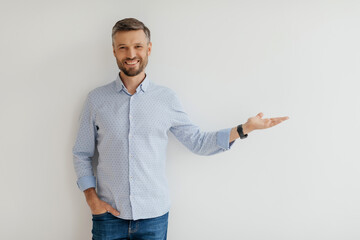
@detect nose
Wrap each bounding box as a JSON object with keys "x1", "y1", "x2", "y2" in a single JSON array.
[{"x1": 126, "y1": 47, "x2": 136, "y2": 59}]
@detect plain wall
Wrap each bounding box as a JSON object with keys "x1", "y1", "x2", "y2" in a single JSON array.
[{"x1": 1, "y1": 0, "x2": 359, "y2": 239}]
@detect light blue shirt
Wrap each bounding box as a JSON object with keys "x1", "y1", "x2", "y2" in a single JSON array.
[{"x1": 72, "y1": 73, "x2": 236, "y2": 220}]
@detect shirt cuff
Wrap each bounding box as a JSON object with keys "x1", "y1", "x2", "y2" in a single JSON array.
[
  {"x1": 216, "y1": 128, "x2": 235, "y2": 151},
  {"x1": 77, "y1": 175, "x2": 96, "y2": 191}
]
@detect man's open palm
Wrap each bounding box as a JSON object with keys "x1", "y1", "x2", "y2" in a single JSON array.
[{"x1": 247, "y1": 112, "x2": 289, "y2": 130}]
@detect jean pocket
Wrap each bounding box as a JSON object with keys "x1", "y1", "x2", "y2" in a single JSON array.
[{"x1": 92, "y1": 211, "x2": 109, "y2": 217}]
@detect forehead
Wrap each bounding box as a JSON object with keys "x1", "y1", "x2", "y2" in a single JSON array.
[{"x1": 113, "y1": 30, "x2": 147, "y2": 46}]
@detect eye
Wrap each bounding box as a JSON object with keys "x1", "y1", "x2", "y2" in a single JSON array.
[
  {"x1": 136, "y1": 46, "x2": 142, "y2": 48},
  {"x1": 119, "y1": 47, "x2": 125, "y2": 49}
]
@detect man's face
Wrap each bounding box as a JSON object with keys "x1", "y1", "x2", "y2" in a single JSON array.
[{"x1": 112, "y1": 30, "x2": 152, "y2": 77}]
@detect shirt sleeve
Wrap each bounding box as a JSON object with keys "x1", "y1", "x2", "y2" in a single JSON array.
[
  {"x1": 169, "y1": 91, "x2": 236, "y2": 156},
  {"x1": 72, "y1": 93, "x2": 97, "y2": 191}
]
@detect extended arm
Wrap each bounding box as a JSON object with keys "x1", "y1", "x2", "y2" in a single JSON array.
[{"x1": 169, "y1": 92, "x2": 235, "y2": 155}]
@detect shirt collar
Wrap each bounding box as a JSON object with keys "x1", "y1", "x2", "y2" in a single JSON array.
[{"x1": 115, "y1": 72, "x2": 150, "y2": 93}]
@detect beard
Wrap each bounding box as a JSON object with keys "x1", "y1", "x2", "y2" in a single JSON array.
[{"x1": 116, "y1": 54, "x2": 149, "y2": 77}]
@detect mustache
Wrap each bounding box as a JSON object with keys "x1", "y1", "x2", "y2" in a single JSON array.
[{"x1": 124, "y1": 58, "x2": 140, "y2": 61}]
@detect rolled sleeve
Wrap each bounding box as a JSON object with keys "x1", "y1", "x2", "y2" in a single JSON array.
[
  {"x1": 77, "y1": 175, "x2": 96, "y2": 191},
  {"x1": 216, "y1": 127, "x2": 236, "y2": 150}
]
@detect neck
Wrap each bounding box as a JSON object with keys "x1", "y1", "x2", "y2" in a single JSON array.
[{"x1": 119, "y1": 71, "x2": 146, "y2": 94}]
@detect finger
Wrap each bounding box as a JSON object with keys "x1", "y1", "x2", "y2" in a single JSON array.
[
  {"x1": 271, "y1": 120, "x2": 281, "y2": 127},
  {"x1": 280, "y1": 116, "x2": 289, "y2": 120},
  {"x1": 278, "y1": 116, "x2": 289, "y2": 121},
  {"x1": 106, "y1": 206, "x2": 120, "y2": 216},
  {"x1": 270, "y1": 118, "x2": 287, "y2": 127},
  {"x1": 92, "y1": 209, "x2": 108, "y2": 215},
  {"x1": 270, "y1": 117, "x2": 289, "y2": 122},
  {"x1": 256, "y1": 112, "x2": 264, "y2": 118}
]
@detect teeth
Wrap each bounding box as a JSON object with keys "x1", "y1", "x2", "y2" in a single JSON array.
[{"x1": 126, "y1": 60, "x2": 139, "y2": 65}]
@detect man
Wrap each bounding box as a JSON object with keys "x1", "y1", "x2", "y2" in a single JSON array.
[{"x1": 72, "y1": 18, "x2": 289, "y2": 240}]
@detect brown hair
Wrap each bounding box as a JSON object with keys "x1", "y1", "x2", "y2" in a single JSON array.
[{"x1": 112, "y1": 18, "x2": 151, "y2": 45}]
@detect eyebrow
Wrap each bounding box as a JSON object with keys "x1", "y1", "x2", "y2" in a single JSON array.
[{"x1": 117, "y1": 43, "x2": 144, "y2": 47}]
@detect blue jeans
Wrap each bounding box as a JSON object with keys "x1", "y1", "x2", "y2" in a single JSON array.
[{"x1": 92, "y1": 211, "x2": 169, "y2": 240}]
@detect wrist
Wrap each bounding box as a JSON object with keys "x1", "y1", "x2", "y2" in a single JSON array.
[
  {"x1": 84, "y1": 188, "x2": 99, "y2": 204},
  {"x1": 242, "y1": 122, "x2": 253, "y2": 135}
]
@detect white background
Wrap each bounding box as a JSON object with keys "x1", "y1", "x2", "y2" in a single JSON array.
[{"x1": 1, "y1": 0, "x2": 359, "y2": 239}]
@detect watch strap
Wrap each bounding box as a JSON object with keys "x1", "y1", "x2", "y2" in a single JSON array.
[{"x1": 237, "y1": 124, "x2": 248, "y2": 139}]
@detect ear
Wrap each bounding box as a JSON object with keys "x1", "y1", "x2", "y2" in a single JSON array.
[
  {"x1": 147, "y1": 42, "x2": 152, "y2": 56},
  {"x1": 112, "y1": 45, "x2": 116, "y2": 57}
]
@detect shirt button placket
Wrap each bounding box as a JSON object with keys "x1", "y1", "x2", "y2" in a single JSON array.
[{"x1": 128, "y1": 95, "x2": 134, "y2": 213}]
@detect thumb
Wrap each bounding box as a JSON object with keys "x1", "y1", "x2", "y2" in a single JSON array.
[
  {"x1": 106, "y1": 205, "x2": 120, "y2": 216},
  {"x1": 256, "y1": 112, "x2": 264, "y2": 118}
]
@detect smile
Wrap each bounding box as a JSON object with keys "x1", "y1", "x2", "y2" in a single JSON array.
[{"x1": 125, "y1": 60, "x2": 140, "y2": 66}]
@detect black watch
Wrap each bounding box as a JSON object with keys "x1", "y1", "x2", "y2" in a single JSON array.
[{"x1": 237, "y1": 124, "x2": 248, "y2": 139}]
